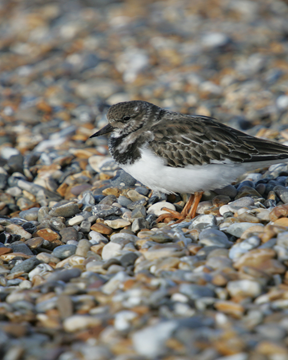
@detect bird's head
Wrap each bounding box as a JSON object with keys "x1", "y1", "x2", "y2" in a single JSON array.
[{"x1": 90, "y1": 100, "x2": 162, "y2": 139}]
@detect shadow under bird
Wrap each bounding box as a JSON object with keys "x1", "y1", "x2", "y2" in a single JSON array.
[{"x1": 90, "y1": 100, "x2": 288, "y2": 222}]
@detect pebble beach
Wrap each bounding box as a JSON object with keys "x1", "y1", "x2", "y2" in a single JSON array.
[{"x1": 1, "y1": 0, "x2": 288, "y2": 359}]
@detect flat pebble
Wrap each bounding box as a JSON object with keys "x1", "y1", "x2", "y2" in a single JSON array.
[
  {"x1": 147, "y1": 201, "x2": 176, "y2": 216},
  {"x1": 52, "y1": 245, "x2": 77, "y2": 259},
  {"x1": 227, "y1": 280, "x2": 262, "y2": 298},
  {"x1": 199, "y1": 229, "x2": 232, "y2": 248}
]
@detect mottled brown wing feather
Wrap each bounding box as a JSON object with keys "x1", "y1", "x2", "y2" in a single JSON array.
[{"x1": 149, "y1": 115, "x2": 288, "y2": 168}]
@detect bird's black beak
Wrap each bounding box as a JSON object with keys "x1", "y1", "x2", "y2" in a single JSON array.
[{"x1": 90, "y1": 123, "x2": 114, "y2": 138}]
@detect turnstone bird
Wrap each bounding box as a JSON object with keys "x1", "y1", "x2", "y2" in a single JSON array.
[{"x1": 90, "y1": 100, "x2": 288, "y2": 222}]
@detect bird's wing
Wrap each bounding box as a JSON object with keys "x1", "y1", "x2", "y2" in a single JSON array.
[{"x1": 148, "y1": 115, "x2": 288, "y2": 167}]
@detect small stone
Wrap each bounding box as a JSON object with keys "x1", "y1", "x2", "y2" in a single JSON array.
[
  {"x1": 126, "y1": 189, "x2": 147, "y2": 202},
  {"x1": 269, "y1": 203, "x2": 288, "y2": 221},
  {"x1": 132, "y1": 320, "x2": 178, "y2": 358},
  {"x1": 75, "y1": 239, "x2": 90, "y2": 257},
  {"x1": 229, "y1": 236, "x2": 260, "y2": 260},
  {"x1": 63, "y1": 315, "x2": 101, "y2": 332},
  {"x1": 66, "y1": 215, "x2": 84, "y2": 226},
  {"x1": 10, "y1": 257, "x2": 41, "y2": 274},
  {"x1": 227, "y1": 280, "x2": 262, "y2": 298},
  {"x1": 102, "y1": 242, "x2": 123, "y2": 260},
  {"x1": 142, "y1": 244, "x2": 186, "y2": 260},
  {"x1": 214, "y1": 185, "x2": 237, "y2": 198},
  {"x1": 273, "y1": 218, "x2": 288, "y2": 226},
  {"x1": 28, "y1": 263, "x2": 53, "y2": 280},
  {"x1": 118, "y1": 195, "x2": 132, "y2": 207},
  {"x1": 36, "y1": 252, "x2": 60, "y2": 264},
  {"x1": 46, "y1": 268, "x2": 81, "y2": 282},
  {"x1": 120, "y1": 252, "x2": 139, "y2": 268},
  {"x1": 199, "y1": 229, "x2": 232, "y2": 248},
  {"x1": 49, "y1": 202, "x2": 80, "y2": 217},
  {"x1": 274, "y1": 185, "x2": 288, "y2": 204},
  {"x1": 80, "y1": 220, "x2": 91, "y2": 232},
  {"x1": 114, "y1": 310, "x2": 137, "y2": 331},
  {"x1": 18, "y1": 207, "x2": 40, "y2": 221},
  {"x1": 189, "y1": 214, "x2": 217, "y2": 230},
  {"x1": 52, "y1": 245, "x2": 77, "y2": 259},
  {"x1": 225, "y1": 222, "x2": 263, "y2": 238},
  {"x1": 206, "y1": 256, "x2": 233, "y2": 270},
  {"x1": 57, "y1": 294, "x2": 73, "y2": 319},
  {"x1": 101, "y1": 271, "x2": 130, "y2": 294},
  {"x1": 131, "y1": 218, "x2": 149, "y2": 233},
  {"x1": 131, "y1": 206, "x2": 146, "y2": 218},
  {"x1": 10, "y1": 243, "x2": 33, "y2": 256},
  {"x1": 88, "y1": 231, "x2": 109, "y2": 243},
  {"x1": 233, "y1": 248, "x2": 278, "y2": 273},
  {"x1": 179, "y1": 284, "x2": 215, "y2": 300},
  {"x1": 214, "y1": 301, "x2": 245, "y2": 318},
  {"x1": 91, "y1": 223, "x2": 113, "y2": 235},
  {"x1": 147, "y1": 201, "x2": 176, "y2": 216},
  {"x1": 59, "y1": 227, "x2": 78, "y2": 242},
  {"x1": 104, "y1": 219, "x2": 131, "y2": 229},
  {"x1": 35, "y1": 228, "x2": 60, "y2": 242},
  {"x1": 5, "y1": 224, "x2": 32, "y2": 240}
]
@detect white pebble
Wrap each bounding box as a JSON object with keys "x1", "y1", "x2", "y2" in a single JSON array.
[{"x1": 147, "y1": 201, "x2": 175, "y2": 216}]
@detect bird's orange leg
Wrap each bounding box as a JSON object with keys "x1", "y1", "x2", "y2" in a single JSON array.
[
  {"x1": 187, "y1": 191, "x2": 203, "y2": 219},
  {"x1": 156, "y1": 193, "x2": 200, "y2": 224}
]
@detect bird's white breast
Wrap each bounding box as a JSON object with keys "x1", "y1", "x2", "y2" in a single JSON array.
[{"x1": 120, "y1": 147, "x2": 249, "y2": 194}]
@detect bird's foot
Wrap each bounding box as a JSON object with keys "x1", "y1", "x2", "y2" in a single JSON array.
[
  {"x1": 156, "y1": 208, "x2": 186, "y2": 224},
  {"x1": 156, "y1": 192, "x2": 204, "y2": 224}
]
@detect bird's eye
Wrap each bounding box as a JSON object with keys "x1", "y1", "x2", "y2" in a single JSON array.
[{"x1": 123, "y1": 116, "x2": 131, "y2": 121}]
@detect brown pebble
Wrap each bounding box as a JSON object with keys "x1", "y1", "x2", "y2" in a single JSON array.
[
  {"x1": 256, "y1": 340, "x2": 288, "y2": 355},
  {"x1": 215, "y1": 301, "x2": 245, "y2": 319},
  {"x1": 57, "y1": 183, "x2": 69, "y2": 197},
  {"x1": 57, "y1": 294, "x2": 73, "y2": 319},
  {"x1": 35, "y1": 228, "x2": 60, "y2": 241},
  {"x1": 273, "y1": 217, "x2": 288, "y2": 227},
  {"x1": 3, "y1": 323, "x2": 28, "y2": 337},
  {"x1": 25, "y1": 237, "x2": 44, "y2": 249},
  {"x1": 102, "y1": 187, "x2": 120, "y2": 197},
  {"x1": 1, "y1": 252, "x2": 31, "y2": 261},
  {"x1": 211, "y1": 273, "x2": 229, "y2": 286},
  {"x1": 0, "y1": 247, "x2": 12, "y2": 256},
  {"x1": 91, "y1": 223, "x2": 113, "y2": 235},
  {"x1": 240, "y1": 225, "x2": 265, "y2": 239},
  {"x1": 234, "y1": 249, "x2": 286, "y2": 275},
  {"x1": 90, "y1": 243, "x2": 105, "y2": 255},
  {"x1": 269, "y1": 204, "x2": 288, "y2": 221}
]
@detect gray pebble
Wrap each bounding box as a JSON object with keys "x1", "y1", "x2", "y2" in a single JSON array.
[
  {"x1": 131, "y1": 218, "x2": 149, "y2": 233},
  {"x1": 60, "y1": 227, "x2": 78, "y2": 242},
  {"x1": 179, "y1": 284, "x2": 215, "y2": 300},
  {"x1": 274, "y1": 185, "x2": 288, "y2": 203},
  {"x1": 49, "y1": 202, "x2": 80, "y2": 217},
  {"x1": 189, "y1": 214, "x2": 217, "y2": 231},
  {"x1": 19, "y1": 207, "x2": 40, "y2": 221},
  {"x1": 229, "y1": 236, "x2": 260, "y2": 260},
  {"x1": 10, "y1": 243, "x2": 34, "y2": 256},
  {"x1": 52, "y1": 245, "x2": 77, "y2": 259},
  {"x1": 198, "y1": 229, "x2": 232, "y2": 248},
  {"x1": 0, "y1": 173, "x2": 8, "y2": 190},
  {"x1": 131, "y1": 205, "x2": 146, "y2": 218},
  {"x1": 225, "y1": 222, "x2": 263, "y2": 238},
  {"x1": 46, "y1": 268, "x2": 81, "y2": 282},
  {"x1": 110, "y1": 170, "x2": 136, "y2": 187},
  {"x1": 11, "y1": 257, "x2": 41, "y2": 274},
  {"x1": 135, "y1": 186, "x2": 149, "y2": 196},
  {"x1": 79, "y1": 220, "x2": 91, "y2": 232},
  {"x1": 214, "y1": 185, "x2": 237, "y2": 198},
  {"x1": 118, "y1": 195, "x2": 132, "y2": 207},
  {"x1": 120, "y1": 252, "x2": 139, "y2": 268}
]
